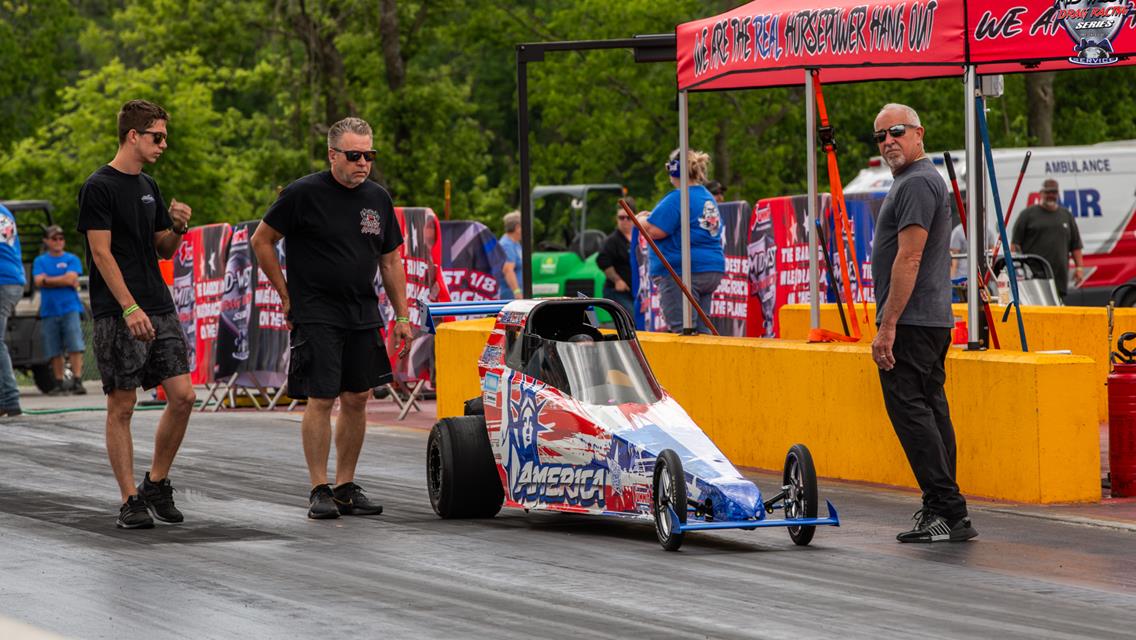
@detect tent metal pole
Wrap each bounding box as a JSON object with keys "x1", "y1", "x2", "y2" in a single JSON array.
[
  {"x1": 965, "y1": 66, "x2": 981, "y2": 348},
  {"x1": 679, "y1": 90, "x2": 693, "y2": 333},
  {"x1": 806, "y1": 69, "x2": 820, "y2": 329}
]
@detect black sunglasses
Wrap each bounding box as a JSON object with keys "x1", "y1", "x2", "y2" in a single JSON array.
[
  {"x1": 136, "y1": 129, "x2": 166, "y2": 144},
  {"x1": 873, "y1": 123, "x2": 919, "y2": 144},
  {"x1": 332, "y1": 147, "x2": 377, "y2": 162}
]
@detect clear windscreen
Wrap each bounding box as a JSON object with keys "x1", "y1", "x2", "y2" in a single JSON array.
[{"x1": 540, "y1": 339, "x2": 662, "y2": 406}]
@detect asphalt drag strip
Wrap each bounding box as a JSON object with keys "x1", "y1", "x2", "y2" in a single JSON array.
[{"x1": 0, "y1": 407, "x2": 1132, "y2": 639}]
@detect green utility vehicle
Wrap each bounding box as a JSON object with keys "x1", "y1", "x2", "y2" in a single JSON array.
[{"x1": 529, "y1": 184, "x2": 626, "y2": 299}]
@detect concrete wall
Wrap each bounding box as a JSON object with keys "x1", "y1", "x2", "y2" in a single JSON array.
[
  {"x1": 435, "y1": 317, "x2": 1100, "y2": 504},
  {"x1": 779, "y1": 303, "x2": 1136, "y2": 423}
]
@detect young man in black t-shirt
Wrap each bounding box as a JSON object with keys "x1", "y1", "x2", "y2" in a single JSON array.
[
  {"x1": 77, "y1": 100, "x2": 197, "y2": 530},
  {"x1": 251, "y1": 117, "x2": 413, "y2": 520}
]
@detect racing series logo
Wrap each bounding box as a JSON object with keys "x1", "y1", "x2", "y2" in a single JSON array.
[
  {"x1": 1056, "y1": 0, "x2": 1134, "y2": 66},
  {"x1": 359, "y1": 208, "x2": 382, "y2": 236}
]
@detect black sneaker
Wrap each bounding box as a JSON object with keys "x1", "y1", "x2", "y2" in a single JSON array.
[
  {"x1": 137, "y1": 472, "x2": 184, "y2": 523},
  {"x1": 48, "y1": 381, "x2": 67, "y2": 396},
  {"x1": 116, "y1": 495, "x2": 155, "y2": 529},
  {"x1": 308, "y1": 484, "x2": 340, "y2": 519},
  {"x1": 67, "y1": 378, "x2": 87, "y2": 395},
  {"x1": 897, "y1": 511, "x2": 978, "y2": 543},
  {"x1": 0, "y1": 406, "x2": 22, "y2": 417},
  {"x1": 332, "y1": 482, "x2": 383, "y2": 516}
]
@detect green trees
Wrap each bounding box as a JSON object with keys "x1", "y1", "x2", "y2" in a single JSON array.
[{"x1": 1, "y1": 1, "x2": 1133, "y2": 240}]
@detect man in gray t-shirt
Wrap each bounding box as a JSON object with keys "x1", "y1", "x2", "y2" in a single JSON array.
[
  {"x1": 871, "y1": 156, "x2": 953, "y2": 328},
  {"x1": 870, "y1": 103, "x2": 976, "y2": 545}
]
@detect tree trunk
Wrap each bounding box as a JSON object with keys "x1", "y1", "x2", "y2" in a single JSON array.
[
  {"x1": 379, "y1": 0, "x2": 405, "y2": 91},
  {"x1": 1025, "y1": 72, "x2": 1055, "y2": 146}
]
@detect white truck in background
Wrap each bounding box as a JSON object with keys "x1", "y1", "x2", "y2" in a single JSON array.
[{"x1": 844, "y1": 141, "x2": 1136, "y2": 306}]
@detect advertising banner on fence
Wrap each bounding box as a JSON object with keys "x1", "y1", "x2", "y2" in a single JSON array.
[
  {"x1": 215, "y1": 221, "x2": 256, "y2": 380},
  {"x1": 710, "y1": 201, "x2": 751, "y2": 337},
  {"x1": 251, "y1": 234, "x2": 289, "y2": 384},
  {"x1": 841, "y1": 192, "x2": 885, "y2": 303},
  {"x1": 631, "y1": 228, "x2": 667, "y2": 332},
  {"x1": 172, "y1": 231, "x2": 197, "y2": 372},
  {"x1": 747, "y1": 200, "x2": 776, "y2": 337},
  {"x1": 440, "y1": 220, "x2": 506, "y2": 301},
  {"x1": 387, "y1": 208, "x2": 450, "y2": 384},
  {"x1": 191, "y1": 223, "x2": 231, "y2": 384},
  {"x1": 749, "y1": 195, "x2": 830, "y2": 337}
]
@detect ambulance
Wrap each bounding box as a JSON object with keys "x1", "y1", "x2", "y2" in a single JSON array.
[{"x1": 844, "y1": 141, "x2": 1136, "y2": 306}]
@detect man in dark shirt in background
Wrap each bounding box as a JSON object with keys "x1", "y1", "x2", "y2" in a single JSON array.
[
  {"x1": 870, "y1": 103, "x2": 976, "y2": 544},
  {"x1": 252, "y1": 117, "x2": 414, "y2": 520},
  {"x1": 78, "y1": 99, "x2": 196, "y2": 530},
  {"x1": 596, "y1": 198, "x2": 635, "y2": 316},
  {"x1": 1011, "y1": 178, "x2": 1085, "y2": 301}
]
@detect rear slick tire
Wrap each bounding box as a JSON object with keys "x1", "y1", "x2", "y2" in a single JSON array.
[
  {"x1": 426, "y1": 416, "x2": 503, "y2": 518},
  {"x1": 652, "y1": 449, "x2": 687, "y2": 552},
  {"x1": 783, "y1": 443, "x2": 818, "y2": 546}
]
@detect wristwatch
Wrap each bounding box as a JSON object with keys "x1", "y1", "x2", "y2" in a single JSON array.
[{"x1": 171, "y1": 223, "x2": 189, "y2": 235}]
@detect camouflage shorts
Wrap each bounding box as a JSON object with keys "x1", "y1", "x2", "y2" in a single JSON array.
[{"x1": 93, "y1": 311, "x2": 191, "y2": 395}]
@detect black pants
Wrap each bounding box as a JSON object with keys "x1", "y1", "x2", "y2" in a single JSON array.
[{"x1": 877, "y1": 324, "x2": 967, "y2": 521}]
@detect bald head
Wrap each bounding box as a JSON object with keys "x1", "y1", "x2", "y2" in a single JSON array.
[{"x1": 874, "y1": 103, "x2": 925, "y2": 175}]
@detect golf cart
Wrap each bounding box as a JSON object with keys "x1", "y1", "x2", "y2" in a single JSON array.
[{"x1": 529, "y1": 184, "x2": 625, "y2": 298}]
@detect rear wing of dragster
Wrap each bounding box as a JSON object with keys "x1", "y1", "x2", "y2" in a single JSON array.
[{"x1": 422, "y1": 301, "x2": 509, "y2": 334}]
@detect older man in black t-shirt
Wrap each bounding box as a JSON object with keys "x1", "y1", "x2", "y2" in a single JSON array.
[
  {"x1": 252, "y1": 117, "x2": 413, "y2": 520},
  {"x1": 78, "y1": 99, "x2": 197, "y2": 530}
]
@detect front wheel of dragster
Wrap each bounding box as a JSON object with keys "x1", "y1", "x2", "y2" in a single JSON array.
[
  {"x1": 653, "y1": 449, "x2": 687, "y2": 551},
  {"x1": 426, "y1": 416, "x2": 504, "y2": 518},
  {"x1": 783, "y1": 444, "x2": 819, "y2": 546}
]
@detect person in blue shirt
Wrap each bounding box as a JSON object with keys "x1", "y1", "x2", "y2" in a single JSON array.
[
  {"x1": 33, "y1": 225, "x2": 87, "y2": 395},
  {"x1": 497, "y1": 210, "x2": 524, "y2": 299},
  {"x1": 0, "y1": 203, "x2": 25, "y2": 416},
  {"x1": 637, "y1": 149, "x2": 725, "y2": 334}
]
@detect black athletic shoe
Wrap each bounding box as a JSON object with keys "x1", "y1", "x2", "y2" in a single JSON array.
[
  {"x1": 137, "y1": 472, "x2": 184, "y2": 523},
  {"x1": 0, "y1": 406, "x2": 22, "y2": 417},
  {"x1": 48, "y1": 381, "x2": 67, "y2": 396},
  {"x1": 897, "y1": 512, "x2": 978, "y2": 543},
  {"x1": 67, "y1": 378, "x2": 87, "y2": 395},
  {"x1": 308, "y1": 484, "x2": 340, "y2": 519},
  {"x1": 116, "y1": 495, "x2": 155, "y2": 529},
  {"x1": 333, "y1": 482, "x2": 384, "y2": 516}
]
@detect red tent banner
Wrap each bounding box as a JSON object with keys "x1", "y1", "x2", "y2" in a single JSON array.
[
  {"x1": 676, "y1": 0, "x2": 967, "y2": 91},
  {"x1": 968, "y1": 1, "x2": 1136, "y2": 74},
  {"x1": 677, "y1": 1, "x2": 1136, "y2": 91}
]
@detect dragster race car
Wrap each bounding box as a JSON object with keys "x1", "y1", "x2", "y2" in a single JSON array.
[{"x1": 424, "y1": 298, "x2": 839, "y2": 551}]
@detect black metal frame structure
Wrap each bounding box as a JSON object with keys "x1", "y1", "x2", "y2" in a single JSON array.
[{"x1": 515, "y1": 34, "x2": 675, "y2": 299}]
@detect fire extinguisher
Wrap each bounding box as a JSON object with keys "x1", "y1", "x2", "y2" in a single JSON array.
[{"x1": 1106, "y1": 284, "x2": 1136, "y2": 497}]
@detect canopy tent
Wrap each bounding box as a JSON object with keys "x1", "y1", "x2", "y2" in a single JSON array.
[{"x1": 669, "y1": 0, "x2": 1136, "y2": 342}]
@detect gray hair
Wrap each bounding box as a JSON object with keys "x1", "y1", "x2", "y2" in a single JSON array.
[
  {"x1": 327, "y1": 117, "x2": 373, "y2": 148},
  {"x1": 503, "y1": 210, "x2": 521, "y2": 233},
  {"x1": 875, "y1": 103, "x2": 922, "y2": 128}
]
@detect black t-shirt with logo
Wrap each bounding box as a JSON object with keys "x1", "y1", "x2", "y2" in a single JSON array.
[
  {"x1": 77, "y1": 165, "x2": 176, "y2": 320},
  {"x1": 263, "y1": 171, "x2": 403, "y2": 329}
]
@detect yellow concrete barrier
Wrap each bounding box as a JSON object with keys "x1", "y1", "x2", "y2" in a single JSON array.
[
  {"x1": 779, "y1": 303, "x2": 1136, "y2": 423},
  {"x1": 436, "y1": 317, "x2": 1100, "y2": 504}
]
